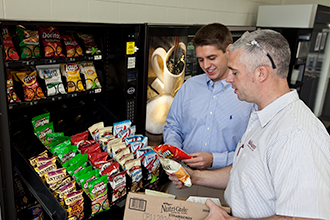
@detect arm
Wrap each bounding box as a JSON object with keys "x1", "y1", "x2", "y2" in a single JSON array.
[
  {"x1": 168, "y1": 165, "x2": 231, "y2": 190},
  {"x1": 204, "y1": 200, "x2": 321, "y2": 220},
  {"x1": 163, "y1": 87, "x2": 184, "y2": 148},
  {"x1": 181, "y1": 150, "x2": 235, "y2": 170}
]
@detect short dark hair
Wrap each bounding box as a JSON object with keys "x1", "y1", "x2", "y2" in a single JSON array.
[{"x1": 192, "y1": 23, "x2": 233, "y2": 53}]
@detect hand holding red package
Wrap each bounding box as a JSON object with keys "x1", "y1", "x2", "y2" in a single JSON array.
[{"x1": 152, "y1": 144, "x2": 192, "y2": 161}]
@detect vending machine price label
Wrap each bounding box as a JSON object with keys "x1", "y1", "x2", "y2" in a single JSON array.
[
  {"x1": 94, "y1": 55, "x2": 102, "y2": 60},
  {"x1": 127, "y1": 57, "x2": 136, "y2": 69},
  {"x1": 126, "y1": 42, "x2": 135, "y2": 55}
]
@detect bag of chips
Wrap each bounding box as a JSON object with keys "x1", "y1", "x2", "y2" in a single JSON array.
[
  {"x1": 15, "y1": 70, "x2": 46, "y2": 101},
  {"x1": 152, "y1": 144, "x2": 192, "y2": 161},
  {"x1": 36, "y1": 64, "x2": 67, "y2": 96},
  {"x1": 2, "y1": 26, "x2": 19, "y2": 61},
  {"x1": 78, "y1": 61, "x2": 101, "y2": 90},
  {"x1": 16, "y1": 25, "x2": 41, "y2": 59},
  {"x1": 6, "y1": 72, "x2": 21, "y2": 103},
  {"x1": 77, "y1": 33, "x2": 101, "y2": 55},
  {"x1": 39, "y1": 26, "x2": 65, "y2": 58},
  {"x1": 159, "y1": 158, "x2": 191, "y2": 187},
  {"x1": 61, "y1": 63, "x2": 85, "y2": 93},
  {"x1": 62, "y1": 34, "x2": 83, "y2": 57}
]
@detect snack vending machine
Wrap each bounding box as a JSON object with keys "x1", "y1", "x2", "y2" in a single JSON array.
[{"x1": 0, "y1": 20, "x2": 161, "y2": 220}]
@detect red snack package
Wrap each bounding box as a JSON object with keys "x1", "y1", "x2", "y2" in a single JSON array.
[
  {"x1": 84, "y1": 144, "x2": 102, "y2": 158},
  {"x1": 62, "y1": 34, "x2": 83, "y2": 57},
  {"x1": 78, "y1": 140, "x2": 99, "y2": 154},
  {"x1": 101, "y1": 161, "x2": 120, "y2": 178},
  {"x1": 77, "y1": 140, "x2": 96, "y2": 149},
  {"x1": 39, "y1": 26, "x2": 65, "y2": 58},
  {"x1": 15, "y1": 70, "x2": 46, "y2": 101},
  {"x1": 152, "y1": 144, "x2": 192, "y2": 161},
  {"x1": 2, "y1": 26, "x2": 19, "y2": 61},
  {"x1": 71, "y1": 130, "x2": 89, "y2": 145},
  {"x1": 94, "y1": 159, "x2": 114, "y2": 173},
  {"x1": 89, "y1": 151, "x2": 108, "y2": 167}
]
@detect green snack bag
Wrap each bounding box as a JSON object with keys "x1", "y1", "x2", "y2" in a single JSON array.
[
  {"x1": 66, "y1": 156, "x2": 88, "y2": 177},
  {"x1": 88, "y1": 175, "x2": 110, "y2": 216},
  {"x1": 47, "y1": 136, "x2": 71, "y2": 150},
  {"x1": 49, "y1": 139, "x2": 71, "y2": 155},
  {"x1": 75, "y1": 165, "x2": 93, "y2": 187},
  {"x1": 63, "y1": 153, "x2": 88, "y2": 168},
  {"x1": 16, "y1": 25, "x2": 41, "y2": 59},
  {"x1": 35, "y1": 122, "x2": 54, "y2": 144},
  {"x1": 44, "y1": 132, "x2": 64, "y2": 148},
  {"x1": 31, "y1": 112, "x2": 50, "y2": 133},
  {"x1": 79, "y1": 169, "x2": 100, "y2": 196},
  {"x1": 56, "y1": 145, "x2": 77, "y2": 164}
]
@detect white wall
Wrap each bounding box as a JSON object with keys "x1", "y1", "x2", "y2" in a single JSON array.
[{"x1": 0, "y1": 0, "x2": 329, "y2": 26}]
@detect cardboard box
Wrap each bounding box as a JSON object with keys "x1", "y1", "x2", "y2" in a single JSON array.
[{"x1": 124, "y1": 192, "x2": 230, "y2": 220}]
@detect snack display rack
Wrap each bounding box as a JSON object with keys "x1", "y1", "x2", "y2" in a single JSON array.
[{"x1": 0, "y1": 19, "x2": 150, "y2": 220}]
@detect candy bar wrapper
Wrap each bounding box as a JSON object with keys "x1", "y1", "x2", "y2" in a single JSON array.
[{"x1": 159, "y1": 157, "x2": 192, "y2": 187}]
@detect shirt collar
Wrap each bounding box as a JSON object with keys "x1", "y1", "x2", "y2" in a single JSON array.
[
  {"x1": 255, "y1": 90, "x2": 299, "y2": 127},
  {"x1": 205, "y1": 74, "x2": 231, "y2": 90}
]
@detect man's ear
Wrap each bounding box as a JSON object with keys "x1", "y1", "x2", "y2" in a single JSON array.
[
  {"x1": 226, "y1": 44, "x2": 232, "y2": 53},
  {"x1": 255, "y1": 66, "x2": 268, "y2": 82}
]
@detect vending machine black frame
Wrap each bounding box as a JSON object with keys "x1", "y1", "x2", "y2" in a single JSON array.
[{"x1": 0, "y1": 19, "x2": 146, "y2": 220}]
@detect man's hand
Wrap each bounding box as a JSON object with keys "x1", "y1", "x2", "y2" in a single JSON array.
[
  {"x1": 167, "y1": 166, "x2": 194, "y2": 189},
  {"x1": 182, "y1": 152, "x2": 213, "y2": 170},
  {"x1": 204, "y1": 199, "x2": 232, "y2": 220}
]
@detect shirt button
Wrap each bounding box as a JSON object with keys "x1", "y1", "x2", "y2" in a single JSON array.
[
  {"x1": 205, "y1": 143, "x2": 207, "y2": 146},
  {"x1": 213, "y1": 95, "x2": 216, "y2": 98},
  {"x1": 207, "y1": 127, "x2": 210, "y2": 130},
  {"x1": 210, "y1": 112, "x2": 212, "y2": 114}
]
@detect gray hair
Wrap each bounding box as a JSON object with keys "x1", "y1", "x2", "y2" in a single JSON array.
[{"x1": 229, "y1": 29, "x2": 291, "y2": 78}]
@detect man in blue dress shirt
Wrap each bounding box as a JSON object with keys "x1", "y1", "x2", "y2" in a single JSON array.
[{"x1": 163, "y1": 23, "x2": 254, "y2": 170}]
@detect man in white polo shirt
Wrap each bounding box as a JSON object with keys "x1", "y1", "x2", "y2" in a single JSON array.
[{"x1": 167, "y1": 29, "x2": 330, "y2": 219}]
